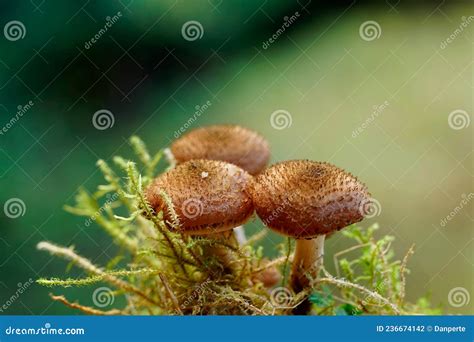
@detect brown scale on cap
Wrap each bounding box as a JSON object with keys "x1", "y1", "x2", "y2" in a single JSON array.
[
  {"x1": 171, "y1": 125, "x2": 270, "y2": 175},
  {"x1": 145, "y1": 159, "x2": 254, "y2": 235},
  {"x1": 251, "y1": 160, "x2": 371, "y2": 238}
]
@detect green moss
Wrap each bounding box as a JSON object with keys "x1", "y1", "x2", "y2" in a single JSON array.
[{"x1": 36, "y1": 136, "x2": 439, "y2": 315}]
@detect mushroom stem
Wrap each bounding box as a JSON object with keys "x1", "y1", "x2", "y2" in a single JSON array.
[
  {"x1": 290, "y1": 235, "x2": 325, "y2": 315},
  {"x1": 202, "y1": 231, "x2": 239, "y2": 274},
  {"x1": 163, "y1": 148, "x2": 176, "y2": 169},
  {"x1": 233, "y1": 226, "x2": 247, "y2": 245}
]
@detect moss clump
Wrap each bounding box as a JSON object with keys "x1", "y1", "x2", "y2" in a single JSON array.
[{"x1": 36, "y1": 136, "x2": 439, "y2": 315}]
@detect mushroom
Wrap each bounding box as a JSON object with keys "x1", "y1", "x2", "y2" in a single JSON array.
[
  {"x1": 252, "y1": 258, "x2": 282, "y2": 288},
  {"x1": 145, "y1": 159, "x2": 254, "y2": 273},
  {"x1": 168, "y1": 124, "x2": 271, "y2": 244},
  {"x1": 250, "y1": 160, "x2": 371, "y2": 314},
  {"x1": 170, "y1": 125, "x2": 270, "y2": 176}
]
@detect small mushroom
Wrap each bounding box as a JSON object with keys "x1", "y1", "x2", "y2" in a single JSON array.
[
  {"x1": 252, "y1": 258, "x2": 282, "y2": 288},
  {"x1": 145, "y1": 159, "x2": 254, "y2": 272},
  {"x1": 250, "y1": 160, "x2": 371, "y2": 314},
  {"x1": 169, "y1": 124, "x2": 271, "y2": 245},
  {"x1": 170, "y1": 125, "x2": 270, "y2": 176}
]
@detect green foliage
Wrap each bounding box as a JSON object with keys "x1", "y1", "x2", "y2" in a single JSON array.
[
  {"x1": 36, "y1": 136, "x2": 438, "y2": 315},
  {"x1": 309, "y1": 225, "x2": 441, "y2": 315}
]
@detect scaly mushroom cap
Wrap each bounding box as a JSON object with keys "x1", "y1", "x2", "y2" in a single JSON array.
[
  {"x1": 145, "y1": 159, "x2": 254, "y2": 235},
  {"x1": 171, "y1": 125, "x2": 270, "y2": 175},
  {"x1": 251, "y1": 160, "x2": 371, "y2": 238}
]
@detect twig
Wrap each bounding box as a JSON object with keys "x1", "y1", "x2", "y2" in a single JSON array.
[
  {"x1": 398, "y1": 244, "x2": 415, "y2": 306},
  {"x1": 50, "y1": 294, "x2": 122, "y2": 315},
  {"x1": 37, "y1": 268, "x2": 158, "y2": 287},
  {"x1": 130, "y1": 164, "x2": 189, "y2": 278},
  {"x1": 158, "y1": 273, "x2": 183, "y2": 315},
  {"x1": 318, "y1": 270, "x2": 401, "y2": 315},
  {"x1": 253, "y1": 254, "x2": 294, "y2": 273},
  {"x1": 281, "y1": 237, "x2": 292, "y2": 284},
  {"x1": 244, "y1": 230, "x2": 268, "y2": 246},
  {"x1": 37, "y1": 241, "x2": 159, "y2": 307},
  {"x1": 333, "y1": 243, "x2": 371, "y2": 278}
]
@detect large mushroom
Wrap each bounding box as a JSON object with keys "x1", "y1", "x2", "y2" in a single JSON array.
[
  {"x1": 145, "y1": 159, "x2": 254, "y2": 273},
  {"x1": 250, "y1": 160, "x2": 371, "y2": 314},
  {"x1": 167, "y1": 125, "x2": 271, "y2": 244}
]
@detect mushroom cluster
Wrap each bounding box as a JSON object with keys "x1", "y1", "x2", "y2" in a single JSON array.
[{"x1": 145, "y1": 124, "x2": 371, "y2": 315}]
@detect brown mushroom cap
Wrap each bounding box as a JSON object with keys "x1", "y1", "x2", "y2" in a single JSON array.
[
  {"x1": 145, "y1": 159, "x2": 254, "y2": 235},
  {"x1": 171, "y1": 125, "x2": 270, "y2": 175},
  {"x1": 250, "y1": 160, "x2": 371, "y2": 238},
  {"x1": 252, "y1": 259, "x2": 282, "y2": 288}
]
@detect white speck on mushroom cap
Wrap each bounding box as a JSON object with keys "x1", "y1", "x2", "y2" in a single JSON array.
[{"x1": 146, "y1": 159, "x2": 255, "y2": 235}]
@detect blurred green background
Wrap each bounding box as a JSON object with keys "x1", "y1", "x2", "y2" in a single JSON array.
[{"x1": 0, "y1": 0, "x2": 472, "y2": 314}]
